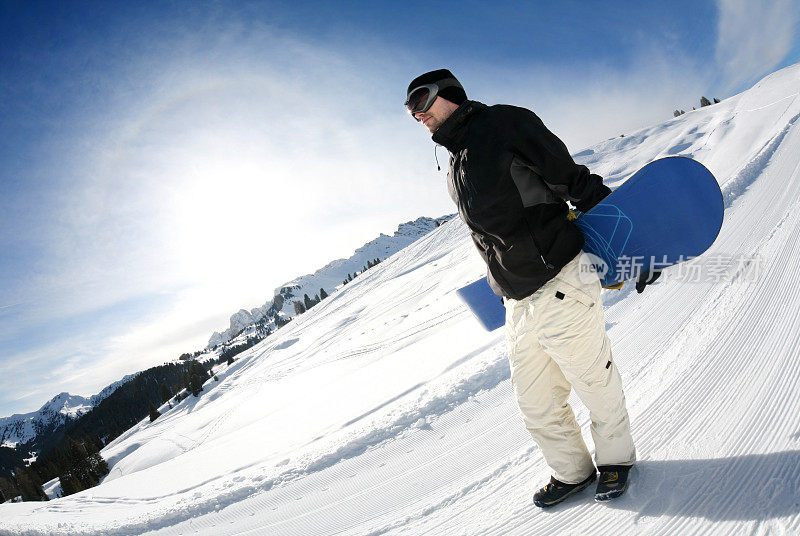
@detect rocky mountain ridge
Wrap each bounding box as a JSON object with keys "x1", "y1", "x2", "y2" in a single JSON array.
[{"x1": 206, "y1": 215, "x2": 454, "y2": 349}]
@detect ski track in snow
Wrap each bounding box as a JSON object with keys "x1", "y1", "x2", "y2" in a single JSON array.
[{"x1": 3, "y1": 64, "x2": 800, "y2": 536}]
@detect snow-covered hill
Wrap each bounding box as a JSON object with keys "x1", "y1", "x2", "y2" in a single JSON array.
[
  {"x1": 206, "y1": 215, "x2": 454, "y2": 348},
  {"x1": 2, "y1": 63, "x2": 800, "y2": 535}
]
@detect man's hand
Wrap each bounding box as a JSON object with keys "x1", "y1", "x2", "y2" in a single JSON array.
[{"x1": 636, "y1": 270, "x2": 662, "y2": 293}]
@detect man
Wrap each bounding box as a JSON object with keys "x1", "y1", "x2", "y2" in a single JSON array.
[{"x1": 405, "y1": 69, "x2": 637, "y2": 507}]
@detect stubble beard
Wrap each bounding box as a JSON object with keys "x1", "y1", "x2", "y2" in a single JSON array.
[{"x1": 423, "y1": 115, "x2": 443, "y2": 133}]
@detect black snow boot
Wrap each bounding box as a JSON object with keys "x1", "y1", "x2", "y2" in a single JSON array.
[
  {"x1": 533, "y1": 472, "x2": 597, "y2": 507},
  {"x1": 595, "y1": 465, "x2": 632, "y2": 501}
]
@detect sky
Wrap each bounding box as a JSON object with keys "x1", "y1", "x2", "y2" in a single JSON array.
[{"x1": 1, "y1": 0, "x2": 799, "y2": 418}]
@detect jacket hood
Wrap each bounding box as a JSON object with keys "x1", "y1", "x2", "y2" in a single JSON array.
[{"x1": 431, "y1": 100, "x2": 487, "y2": 153}]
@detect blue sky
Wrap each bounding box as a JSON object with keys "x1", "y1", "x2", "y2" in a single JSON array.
[{"x1": 1, "y1": 0, "x2": 799, "y2": 417}]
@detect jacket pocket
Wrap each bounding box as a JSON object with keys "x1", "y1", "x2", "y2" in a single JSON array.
[
  {"x1": 487, "y1": 248, "x2": 517, "y2": 297},
  {"x1": 509, "y1": 156, "x2": 560, "y2": 208},
  {"x1": 493, "y1": 228, "x2": 551, "y2": 295}
]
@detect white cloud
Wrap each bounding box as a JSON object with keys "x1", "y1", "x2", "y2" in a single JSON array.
[{"x1": 715, "y1": 0, "x2": 800, "y2": 91}]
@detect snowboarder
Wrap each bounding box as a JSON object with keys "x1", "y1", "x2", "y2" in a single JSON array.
[{"x1": 405, "y1": 69, "x2": 637, "y2": 506}]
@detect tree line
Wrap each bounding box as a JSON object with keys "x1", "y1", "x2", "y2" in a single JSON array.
[
  {"x1": 0, "y1": 354, "x2": 239, "y2": 502},
  {"x1": 673, "y1": 96, "x2": 721, "y2": 117}
]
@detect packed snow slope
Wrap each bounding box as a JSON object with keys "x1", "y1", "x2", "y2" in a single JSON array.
[{"x1": 3, "y1": 63, "x2": 800, "y2": 535}]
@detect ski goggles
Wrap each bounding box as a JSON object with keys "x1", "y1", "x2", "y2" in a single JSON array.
[{"x1": 405, "y1": 78, "x2": 463, "y2": 118}]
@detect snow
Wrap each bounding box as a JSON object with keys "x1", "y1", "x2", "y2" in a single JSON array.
[
  {"x1": 2, "y1": 63, "x2": 800, "y2": 535},
  {"x1": 42, "y1": 479, "x2": 61, "y2": 500}
]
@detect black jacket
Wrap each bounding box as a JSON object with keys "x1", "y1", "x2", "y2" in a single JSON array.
[{"x1": 432, "y1": 101, "x2": 610, "y2": 300}]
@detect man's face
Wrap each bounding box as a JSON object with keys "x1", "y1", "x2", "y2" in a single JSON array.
[{"x1": 414, "y1": 97, "x2": 457, "y2": 133}]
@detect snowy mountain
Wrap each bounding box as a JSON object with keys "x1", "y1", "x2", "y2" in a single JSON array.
[
  {"x1": 206, "y1": 215, "x2": 454, "y2": 348},
  {"x1": 3, "y1": 62, "x2": 800, "y2": 534},
  {"x1": 0, "y1": 376, "x2": 134, "y2": 452},
  {"x1": 0, "y1": 394, "x2": 88, "y2": 451}
]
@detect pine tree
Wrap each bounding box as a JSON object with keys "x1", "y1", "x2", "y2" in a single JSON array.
[
  {"x1": 188, "y1": 360, "x2": 209, "y2": 381},
  {"x1": 190, "y1": 374, "x2": 203, "y2": 396},
  {"x1": 60, "y1": 473, "x2": 79, "y2": 496},
  {"x1": 68, "y1": 437, "x2": 88, "y2": 460},
  {"x1": 700, "y1": 96, "x2": 711, "y2": 107},
  {"x1": 187, "y1": 360, "x2": 208, "y2": 396},
  {"x1": 294, "y1": 300, "x2": 306, "y2": 315},
  {"x1": 304, "y1": 294, "x2": 314, "y2": 310},
  {"x1": 159, "y1": 382, "x2": 172, "y2": 404},
  {"x1": 57, "y1": 436, "x2": 108, "y2": 497},
  {"x1": 149, "y1": 402, "x2": 161, "y2": 422},
  {"x1": 81, "y1": 434, "x2": 99, "y2": 456},
  {"x1": 713, "y1": 97, "x2": 720, "y2": 104},
  {"x1": 13, "y1": 466, "x2": 46, "y2": 501},
  {"x1": 319, "y1": 287, "x2": 328, "y2": 299}
]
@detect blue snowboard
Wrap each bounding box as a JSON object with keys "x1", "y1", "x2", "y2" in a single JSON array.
[{"x1": 457, "y1": 156, "x2": 724, "y2": 331}]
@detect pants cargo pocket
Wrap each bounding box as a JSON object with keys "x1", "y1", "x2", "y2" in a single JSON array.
[
  {"x1": 573, "y1": 335, "x2": 613, "y2": 389},
  {"x1": 533, "y1": 286, "x2": 603, "y2": 363}
]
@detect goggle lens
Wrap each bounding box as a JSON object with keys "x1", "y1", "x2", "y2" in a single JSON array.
[{"x1": 406, "y1": 87, "x2": 431, "y2": 114}]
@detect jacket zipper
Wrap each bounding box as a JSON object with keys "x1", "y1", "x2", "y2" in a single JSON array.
[
  {"x1": 525, "y1": 225, "x2": 554, "y2": 270},
  {"x1": 453, "y1": 154, "x2": 550, "y2": 289},
  {"x1": 459, "y1": 169, "x2": 477, "y2": 209}
]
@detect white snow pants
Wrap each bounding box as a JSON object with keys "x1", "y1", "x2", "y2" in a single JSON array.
[{"x1": 504, "y1": 251, "x2": 636, "y2": 484}]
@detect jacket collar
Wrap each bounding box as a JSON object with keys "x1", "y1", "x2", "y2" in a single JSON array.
[{"x1": 431, "y1": 100, "x2": 487, "y2": 153}]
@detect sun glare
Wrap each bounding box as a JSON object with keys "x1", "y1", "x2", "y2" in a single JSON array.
[{"x1": 169, "y1": 154, "x2": 291, "y2": 286}]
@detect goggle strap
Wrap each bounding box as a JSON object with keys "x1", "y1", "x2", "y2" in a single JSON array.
[
  {"x1": 405, "y1": 78, "x2": 464, "y2": 105},
  {"x1": 434, "y1": 78, "x2": 463, "y2": 91}
]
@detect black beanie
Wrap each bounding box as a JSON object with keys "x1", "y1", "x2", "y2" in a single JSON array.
[{"x1": 407, "y1": 69, "x2": 467, "y2": 106}]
